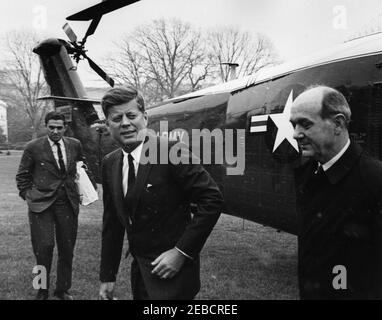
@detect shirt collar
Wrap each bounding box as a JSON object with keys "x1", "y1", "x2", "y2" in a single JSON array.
[
  {"x1": 122, "y1": 142, "x2": 143, "y2": 163},
  {"x1": 322, "y1": 139, "x2": 350, "y2": 172},
  {"x1": 48, "y1": 137, "x2": 64, "y2": 147}
]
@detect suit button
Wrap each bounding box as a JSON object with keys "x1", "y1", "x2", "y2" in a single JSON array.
[{"x1": 317, "y1": 212, "x2": 322, "y2": 219}]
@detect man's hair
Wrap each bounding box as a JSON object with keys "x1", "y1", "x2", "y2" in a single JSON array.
[
  {"x1": 306, "y1": 85, "x2": 352, "y2": 127},
  {"x1": 101, "y1": 85, "x2": 145, "y2": 117},
  {"x1": 45, "y1": 111, "x2": 66, "y2": 125}
]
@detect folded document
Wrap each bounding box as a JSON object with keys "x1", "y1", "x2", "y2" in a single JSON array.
[{"x1": 76, "y1": 161, "x2": 98, "y2": 206}]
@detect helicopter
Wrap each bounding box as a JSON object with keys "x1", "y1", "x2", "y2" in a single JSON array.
[{"x1": 33, "y1": 0, "x2": 382, "y2": 234}]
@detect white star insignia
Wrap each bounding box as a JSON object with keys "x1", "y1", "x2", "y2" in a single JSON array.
[{"x1": 269, "y1": 90, "x2": 299, "y2": 153}]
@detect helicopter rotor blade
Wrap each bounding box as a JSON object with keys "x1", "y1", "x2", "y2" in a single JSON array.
[
  {"x1": 63, "y1": 23, "x2": 78, "y2": 43},
  {"x1": 66, "y1": 0, "x2": 140, "y2": 21},
  {"x1": 82, "y1": 16, "x2": 102, "y2": 46},
  {"x1": 86, "y1": 55, "x2": 115, "y2": 87}
]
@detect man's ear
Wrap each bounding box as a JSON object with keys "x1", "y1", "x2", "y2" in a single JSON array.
[{"x1": 333, "y1": 114, "x2": 347, "y2": 133}]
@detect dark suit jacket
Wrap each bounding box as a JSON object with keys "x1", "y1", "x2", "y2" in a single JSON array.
[
  {"x1": 100, "y1": 137, "x2": 224, "y2": 299},
  {"x1": 295, "y1": 142, "x2": 382, "y2": 299},
  {"x1": 16, "y1": 136, "x2": 90, "y2": 215}
]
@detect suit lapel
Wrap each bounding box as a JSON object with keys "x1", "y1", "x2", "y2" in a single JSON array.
[
  {"x1": 128, "y1": 137, "x2": 155, "y2": 217},
  {"x1": 63, "y1": 137, "x2": 73, "y2": 171},
  {"x1": 111, "y1": 149, "x2": 126, "y2": 220},
  {"x1": 130, "y1": 160, "x2": 152, "y2": 217}
]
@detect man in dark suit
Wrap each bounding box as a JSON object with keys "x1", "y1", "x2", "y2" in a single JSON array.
[
  {"x1": 98, "y1": 86, "x2": 223, "y2": 300},
  {"x1": 16, "y1": 111, "x2": 94, "y2": 300},
  {"x1": 290, "y1": 85, "x2": 382, "y2": 299}
]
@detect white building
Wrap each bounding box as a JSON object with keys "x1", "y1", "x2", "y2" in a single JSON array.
[{"x1": 0, "y1": 100, "x2": 8, "y2": 142}]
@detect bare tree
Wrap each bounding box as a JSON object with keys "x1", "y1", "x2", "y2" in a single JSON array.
[
  {"x1": 0, "y1": 31, "x2": 48, "y2": 139},
  {"x1": 106, "y1": 21, "x2": 280, "y2": 104},
  {"x1": 108, "y1": 41, "x2": 146, "y2": 89},
  {"x1": 106, "y1": 19, "x2": 210, "y2": 105},
  {"x1": 106, "y1": 40, "x2": 161, "y2": 105},
  {"x1": 208, "y1": 27, "x2": 280, "y2": 82}
]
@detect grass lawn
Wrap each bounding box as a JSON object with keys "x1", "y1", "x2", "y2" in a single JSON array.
[{"x1": 0, "y1": 152, "x2": 298, "y2": 300}]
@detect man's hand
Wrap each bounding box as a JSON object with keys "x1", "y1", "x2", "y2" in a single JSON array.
[
  {"x1": 20, "y1": 188, "x2": 32, "y2": 201},
  {"x1": 20, "y1": 191, "x2": 26, "y2": 201},
  {"x1": 99, "y1": 282, "x2": 116, "y2": 300},
  {"x1": 151, "y1": 248, "x2": 186, "y2": 279}
]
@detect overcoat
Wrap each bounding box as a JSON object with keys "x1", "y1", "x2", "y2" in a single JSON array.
[{"x1": 295, "y1": 142, "x2": 382, "y2": 299}]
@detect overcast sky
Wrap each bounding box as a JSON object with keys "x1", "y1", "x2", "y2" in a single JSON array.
[{"x1": 1, "y1": 0, "x2": 382, "y2": 87}]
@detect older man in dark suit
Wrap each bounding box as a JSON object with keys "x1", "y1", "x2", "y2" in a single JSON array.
[
  {"x1": 98, "y1": 86, "x2": 223, "y2": 300},
  {"x1": 16, "y1": 111, "x2": 94, "y2": 300},
  {"x1": 290, "y1": 85, "x2": 382, "y2": 299}
]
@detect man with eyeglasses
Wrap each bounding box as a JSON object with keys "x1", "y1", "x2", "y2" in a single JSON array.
[{"x1": 16, "y1": 111, "x2": 95, "y2": 300}]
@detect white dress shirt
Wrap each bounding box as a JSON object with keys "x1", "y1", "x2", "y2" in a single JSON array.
[
  {"x1": 122, "y1": 143, "x2": 143, "y2": 196},
  {"x1": 122, "y1": 142, "x2": 193, "y2": 260},
  {"x1": 48, "y1": 138, "x2": 67, "y2": 169}
]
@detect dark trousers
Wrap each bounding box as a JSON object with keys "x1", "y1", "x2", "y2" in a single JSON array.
[
  {"x1": 130, "y1": 258, "x2": 150, "y2": 300},
  {"x1": 130, "y1": 257, "x2": 198, "y2": 300},
  {"x1": 28, "y1": 190, "x2": 78, "y2": 293}
]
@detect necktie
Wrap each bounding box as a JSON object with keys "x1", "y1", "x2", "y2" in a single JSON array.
[
  {"x1": 127, "y1": 154, "x2": 136, "y2": 190},
  {"x1": 311, "y1": 164, "x2": 326, "y2": 190},
  {"x1": 123, "y1": 153, "x2": 136, "y2": 196},
  {"x1": 54, "y1": 141, "x2": 66, "y2": 175}
]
